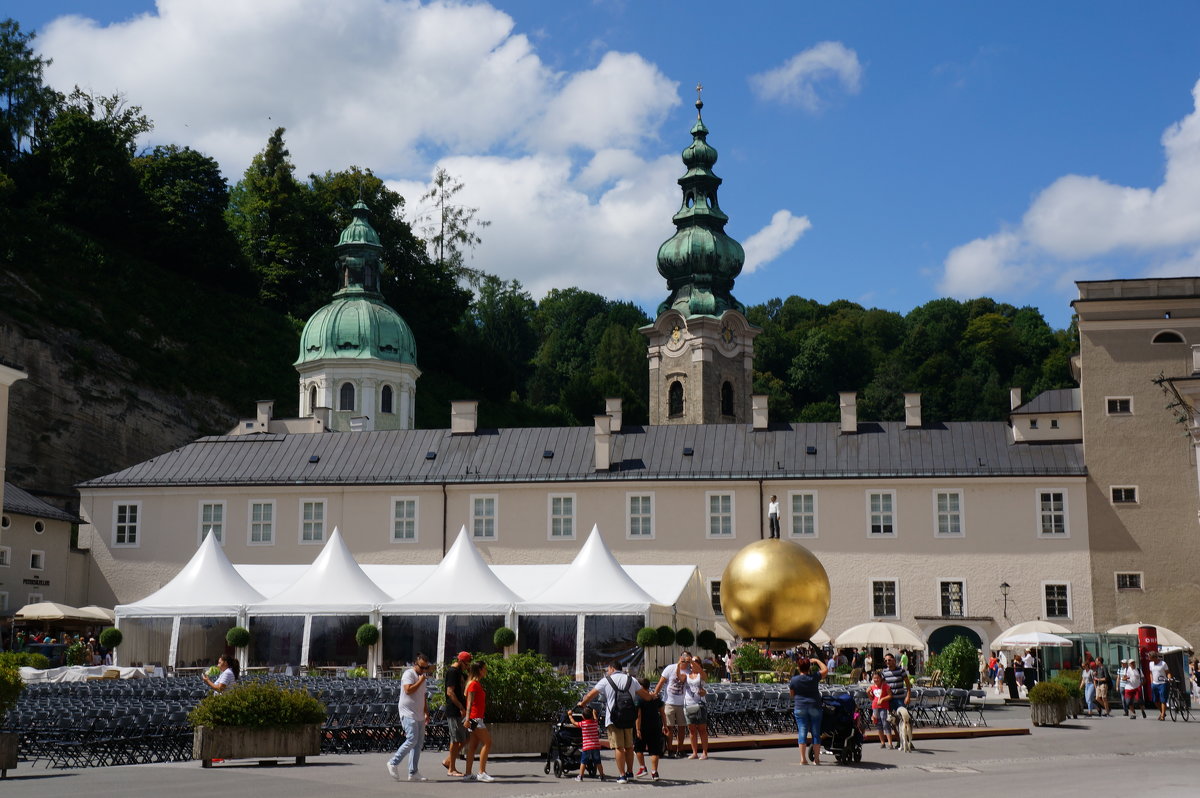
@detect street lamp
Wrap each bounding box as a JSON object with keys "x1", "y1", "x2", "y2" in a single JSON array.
[{"x1": 1000, "y1": 582, "x2": 1010, "y2": 619}]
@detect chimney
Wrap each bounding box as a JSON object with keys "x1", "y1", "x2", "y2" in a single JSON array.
[
  {"x1": 314, "y1": 406, "x2": 332, "y2": 430},
  {"x1": 904, "y1": 393, "x2": 921, "y2": 429},
  {"x1": 839, "y1": 391, "x2": 857, "y2": 434},
  {"x1": 605, "y1": 397, "x2": 623, "y2": 433},
  {"x1": 256, "y1": 400, "x2": 274, "y2": 431},
  {"x1": 451, "y1": 400, "x2": 478, "y2": 435},
  {"x1": 1010, "y1": 387, "x2": 1023, "y2": 411},
  {"x1": 752, "y1": 394, "x2": 769, "y2": 430},
  {"x1": 594, "y1": 414, "x2": 612, "y2": 471}
]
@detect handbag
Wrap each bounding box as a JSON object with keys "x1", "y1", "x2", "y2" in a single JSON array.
[{"x1": 684, "y1": 702, "x2": 707, "y2": 724}]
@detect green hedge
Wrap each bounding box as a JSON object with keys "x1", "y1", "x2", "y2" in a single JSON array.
[
  {"x1": 471, "y1": 652, "x2": 577, "y2": 723},
  {"x1": 1028, "y1": 680, "x2": 1069, "y2": 705},
  {"x1": 188, "y1": 681, "x2": 327, "y2": 728},
  {"x1": 0, "y1": 652, "x2": 50, "y2": 670}
]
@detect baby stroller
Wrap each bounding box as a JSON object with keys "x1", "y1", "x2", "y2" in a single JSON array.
[
  {"x1": 817, "y1": 693, "x2": 864, "y2": 765},
  {"x1": 543, "y1": 710, "x2": 597, "y2": 778}
]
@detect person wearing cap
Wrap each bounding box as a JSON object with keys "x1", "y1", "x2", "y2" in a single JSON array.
[
  {"x1": 1147, "y1": 651, "x2": 1171, "y2": 721},
  {"x1": 1120, "y1": 658, "x2": 1146, "y2": 718},
  {"x1": 441, "y1": 651, "x2": 472, "y2": 776}
]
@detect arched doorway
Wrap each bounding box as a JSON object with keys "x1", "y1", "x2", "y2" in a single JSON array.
[{"x1": 927, "y1": 624, "x2": 982, "y2": 655}]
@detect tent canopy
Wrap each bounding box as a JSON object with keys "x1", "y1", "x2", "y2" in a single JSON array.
[
  {"x1": 15, "y1": 602, "x2": 95, "y2": 622},
  {"x1": 516, "y1": 526, "x2": 662, "y2": 614},
  {"x1": 250, "y1": 527, "x2": 390, "y2": 614},
  {"x1": 383, "y1": 527, "x2": 522, "y2": 613},
  {"x1": 116, "y1": 532, "x2": 265, "y2": 617}
]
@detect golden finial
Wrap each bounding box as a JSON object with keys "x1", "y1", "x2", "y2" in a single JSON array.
[{"x1": 695, "y1": 82, "x2": 704, "y2": 114}]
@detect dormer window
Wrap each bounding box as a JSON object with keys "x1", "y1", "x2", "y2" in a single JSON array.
[{"x1": 1029, "y1": 419, "x2": 1038, "y2": 430}]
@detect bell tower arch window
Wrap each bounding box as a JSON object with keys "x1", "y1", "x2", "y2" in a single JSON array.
[
  {"x1": 381, "y1": 384, "x2": 394, "y2": 414},
  {"x1": 339, "y1": 382, "x2": 356, "y2": 412},
  {"x1": 308, "y1": 385, "x2": 317, "y2": 416},
  {"x1": 668, "y1": 381, "x2": 684, "y2": 417},
  {"x1": 721, "y1": 381, "x2": 734, "y2": 417}
]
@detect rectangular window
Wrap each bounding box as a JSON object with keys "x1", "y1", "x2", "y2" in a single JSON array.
[
  {"x1": 27, "y1": 592, "x2": 42, "y2": 605},
  {"x1": 114, "y1": 502, "x2": 141, "y2": 547},
  {"x1": 472, "y1": 495, "x2": 497, "y2": 539},
  {"x1": 627, "y1": 494, "x2": 654, "y2": 538},
  {"x1": 0, "y1": 592, "x2": 7, "y2": 611},
  {"x1": 392, "y1": 498, "x2": 417, "y2": 542},
  {"x1": 1029, "y1": 419, "x2": 1038, "y2": 429},
  {"x1": 935, "y1": 491, "x2": 963, "y2": 537},
  {"x1": 300, "y1": 500, "x2": 326, "y2": 543},
  {"x1": 867, "y1": 491, "x2": 895, "y2": 536},
  {"x1": 1106, "y1": 397, "x2": 1132, "y2": 415},
  {"x1": 0, "y1": 546, "x2": 9, "y2": 567},
  {"x1": 1044, "y1": 583, "x2": 1071, "y2": 619},
  {"x1": 1037, "y1": 490, "x2": 1068, "y2": 536},
  {"x1": 1116, "y1": 572, "x2": 1143, "y2": 591},
  {"x1": 29, "y1": 550, "x2": 44, "y2": 571},
  {"x1": 549, "y1": 494, "x2": 575, "y2": 539},
  {"x1": 1050, "y1": 419, "x2": 1060, "y2": 429},
  {"x1": 872, "y1": 580, "x2": 898, "y2": 618},
  {"x1": 939, "y1": 580, "x2": 964, "y2": 617},
  {"x1": 790, "y1": 492, "x2": 817, "y2": 537},
  {"x1": 1111, "y1": 486, "x2": 1138, "y2": 504},
  {"x1": 249, "y1": 501, "x2": 274, "y2": 545},
  {"x1": 199, "y1": 501, "x2": 225, "y2": 545},
  {"x1": 710, "y1": 580, "x2": 723, "y2": 615},
  {"x1": 707, "y1": 493, "x2": 734, "y2": 538}
]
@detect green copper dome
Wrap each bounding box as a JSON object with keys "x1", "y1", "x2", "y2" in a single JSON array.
[
  {"x1": 656, "y1": 93, "x2": 746, "y2": 318},
  {"x1": 295, "y1": 202, "x2": 418, "y2": 366}
]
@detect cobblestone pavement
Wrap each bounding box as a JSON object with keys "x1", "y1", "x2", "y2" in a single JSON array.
[{"x1": 6, "y1": 704, "x2": 1200, "y2": 797}]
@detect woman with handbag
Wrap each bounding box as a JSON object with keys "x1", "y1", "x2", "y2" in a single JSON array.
[{"x1": 684, "y1": 662, "x2": 709, "y2": 759}]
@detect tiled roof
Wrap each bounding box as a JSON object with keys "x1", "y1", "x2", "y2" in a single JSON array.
[
  {"x1": 3, "y1": 483, "x2": 81, "y2": 523},
  {"x1": 77, "y1": 421, "x2": 1086, "y2": 489},
  {"x1": 1013, "y1": 388, "x2": 1081, "y2": 414}
]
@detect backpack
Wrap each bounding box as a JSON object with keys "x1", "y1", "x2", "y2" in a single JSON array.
[{"x1": 605, "y1": 673, "x2": 637, "y2": 728}]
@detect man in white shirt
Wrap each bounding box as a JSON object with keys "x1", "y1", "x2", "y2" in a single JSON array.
[
  {"x1": 577, "y1": 660, "x2": 655, "y2": 783},
  {"x1": 653, "y1": 652, "x2": 694, "y2": 759},
  {"x1": 1147, "y1": 651, "x2": 1171, "y2": 721},
  {"x1": 387, "y1": 653, "x2": 432, "y2": 782},
  {"x1": 767, "y1": 495, "x2": 781, "y2": 538},
  {"x1": 1121, "y1": 659, "x2": 1146, "y2": 718}
]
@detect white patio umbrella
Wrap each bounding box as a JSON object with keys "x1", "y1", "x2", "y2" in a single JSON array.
[
  {"x1": 833, "y1": 622, "x2": 924, "y2": 650},
  {"x1": 1106, "y1": 624, "x2": 1193, "y2": 650},
  {"x1": 998, "y1": 631, "x2": 1073, "y2": 648},
  {"x1": 990, "y1": 620, "x2": 1070, "y2": 649},
  {"x1": 77, "y1": 606, "x2": 117, "y2": 623},
  {"x1": 13, "y1": 601, "x2": 94, "y2": 622}
]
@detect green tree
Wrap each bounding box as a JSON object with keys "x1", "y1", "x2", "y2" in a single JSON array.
[
  {"x1": 0, "y1": 19, "x2": 59, "y2": 163},
  {"x1": 419, "y1": 166, "x2": 490, "y2": 287}
]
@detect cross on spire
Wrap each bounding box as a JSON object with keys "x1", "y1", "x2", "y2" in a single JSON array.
[{"x1": 695, "y1": 82, "x2": 704, "y2": 114}]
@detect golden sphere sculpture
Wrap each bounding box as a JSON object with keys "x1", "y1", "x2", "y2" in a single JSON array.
[{"x1": 720, "y1": 538, "x2": 831, "y2": 644}]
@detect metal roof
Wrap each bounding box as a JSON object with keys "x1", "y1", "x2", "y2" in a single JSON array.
[
  {"x1": 76, "y1": 421, "x2": 1086, "y2": 489},
  {"x1": 1012, "y1": 388, "x2": 1081, "y2": 414},
  {"x1": 3, "y1": 483, "x2": 82, "y2": 523}
]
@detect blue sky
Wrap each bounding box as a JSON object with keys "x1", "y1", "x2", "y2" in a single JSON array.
[{"x1": 10, "y1": 1, "x2": 1200, "y2": 329}]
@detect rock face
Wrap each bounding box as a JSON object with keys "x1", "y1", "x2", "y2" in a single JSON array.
[{"x1": 0, "y1": 319, "x2": 238, "y2": 510}]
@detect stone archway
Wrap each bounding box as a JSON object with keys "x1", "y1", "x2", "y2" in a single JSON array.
[{"x1": 927, "y1": 624, "x2": 983, "y2": 654}]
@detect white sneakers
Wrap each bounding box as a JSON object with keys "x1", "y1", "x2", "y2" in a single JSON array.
[
  {"x1": 476, "y1": 772, "x2": 495, "y2": 782},
  {"x1": 386, "y1": 762, "x2": 401, "y2": 781},
  {"x1": 408, "y1": 772, "x2": 427, "y2": 782}
]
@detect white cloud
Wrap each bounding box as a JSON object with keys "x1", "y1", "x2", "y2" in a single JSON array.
[
  {"x1": 742, "y1": 210, "x2": 812, "y2": 273},
  {"x1": 749, "y1": 41, "x2": 863, "y2": 112},
  {"x1": 939, "y1": 78, "x2": 1200, "y2": 300}
]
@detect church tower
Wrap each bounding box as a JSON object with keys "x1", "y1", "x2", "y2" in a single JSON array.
[
  {"x1": 642, "y1": 90, "x2": 759, "y2": 425},
  {"x1": 294, "y1": 201, "x2": 420, "y2": 431}
]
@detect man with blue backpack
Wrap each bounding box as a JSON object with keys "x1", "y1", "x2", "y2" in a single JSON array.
[{"x1": 576, "y1": 660, "x2": 657, "y2": 783}]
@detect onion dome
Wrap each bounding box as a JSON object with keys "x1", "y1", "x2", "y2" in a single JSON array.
[
  {"x1": 656, "y1": 88, "x2": 746, "y2": 318},
  {"x1": 295, "y1": 202, "x2": 417, "y2": 366}
]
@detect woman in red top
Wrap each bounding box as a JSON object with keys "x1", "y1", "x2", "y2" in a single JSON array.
[
  {"x1": 462, "y1": 661, "x2": 494, "y2": 782},
  {"x1": 869, "y1": 672, "x2": 894, "y2": 749}
]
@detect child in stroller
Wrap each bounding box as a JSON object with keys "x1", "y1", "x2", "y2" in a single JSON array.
[
  {"x1": 544, "y1": 707, "x2": 604, "y2": 779},
  {"x1": 817, "y1": 692, "x2": 865, "y2": 765}
]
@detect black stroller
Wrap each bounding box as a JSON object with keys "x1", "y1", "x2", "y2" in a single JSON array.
[
  {"x1": 817, "y1": 693, "x2": 865, "y2": 765},
  {"x1": 543, "y1": 710, "x2": 598, "y2": 778}
]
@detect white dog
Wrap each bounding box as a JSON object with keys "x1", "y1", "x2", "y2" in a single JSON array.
[{"x1": 892, "y1": 706, "x2": 914, "y2": 752}]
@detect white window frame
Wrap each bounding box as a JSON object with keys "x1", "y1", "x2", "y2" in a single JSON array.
[
  {"x1": 938, "y1": 578, "x2": 966, "y2": 617},
  {"x1": 626, "y1": 493, "x2": 655, "y2": 539},
  {"x1": 299, "y1": 499, "x2": 327, "y2": 544},
  {"x1": 870, "y1": 578, "x2": 900, "y2": 619},
  {"x1": 27, "y1": 592, "x2": 42, "y2": 605},
  {"x1": 248, "y1": 500, "x2": 276, "y2": 546},
  {"x1": 1036, "y1": 489, "x2": 1069, "y2": 538},
  {"x1": 1043, "y1": 581, "x2": 1072, "y2": 620},
  {"x1": 0, "y1": 546, "x2": 10, "y2": 567},
  {"x1": 1105, "y1": 396, "x2": 1133, "y2": 415},
  {"x1": 390, "y1": 496, "x2": 418, "y2": 543},
  {"x1": 705, "y1": 491, "x2": 735, "y2": 539},
  {"x1": 198, "y1": 500, "x2": 226, "y2": 546},
  {"x1": 788, "y1": 490, "x2": 818, "y2": 537},
  {"x1": 1050, "y1": 419, "x2": 1060, "y2": 429},
  {"x1": 471, "y1": 494, "x2": 498, "y2": 539},
  {"x1": 1110, "y1": 485, "x2": 1139, "y2": 505},
  {"x1": 933, "y1": 489, "x2": 964, "y2": 538},
  {"x1": 866, "y1": 490, "x2": 897, "y2": 537},
  {"x1": 113, "y1": 501, "x2": 142, "y2": 548},
  {"x1": 548, "y1": 494, "x2": 576, "y2": 540},
  {"x1": 1115, "y1": 571, "x2": 1144, "y2": 591},
  {"x1": 29, "y1": 550, "x2": 44, "y2": 571},
  {"x1": 708, "y1": 578, "x2": 723, "y2": 616}
]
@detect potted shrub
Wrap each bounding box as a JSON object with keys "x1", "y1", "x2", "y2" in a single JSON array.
[
  {"x1": 0, "y1": 663, "x2": 24, "y2": 776},
  {"x1": 189, "y1": 680, "x2": 327, "y2": 767},
  {"x1": 471, "y1": 651, "x2": 577, "y2": 754},
  {"x1": 355, "y1": 623, "x2": 380, "y2": 676},
  {"x1": 99, "y1": 627, "x2": 122, "y2": 664},
  {"x1": 1052, "y1": 671, "x2": 1084, "y2": 718},
  {"x1": 492, "y1": 626, "x2": 516, "y2": 653},
  {"x1": 1028, "y1": 680, "x2": 1070, "y2": 727},
  {"x1": 675, "y1": 627, "x2": 695, "y2": 648}
]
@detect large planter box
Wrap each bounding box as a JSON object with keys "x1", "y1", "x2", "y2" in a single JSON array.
[
  {"x1": 0, "y1": 732, "x2": 17, "y2": 778},
  {"x1": 193, "y1": 725, "x2": 321, "y2": 767},
  {"x1": 487, "y1": 722, "x2": 551, "y2": 755},
  {"x1": 1030, "y1": 701, "x2": 1068, "y2": 727}
]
